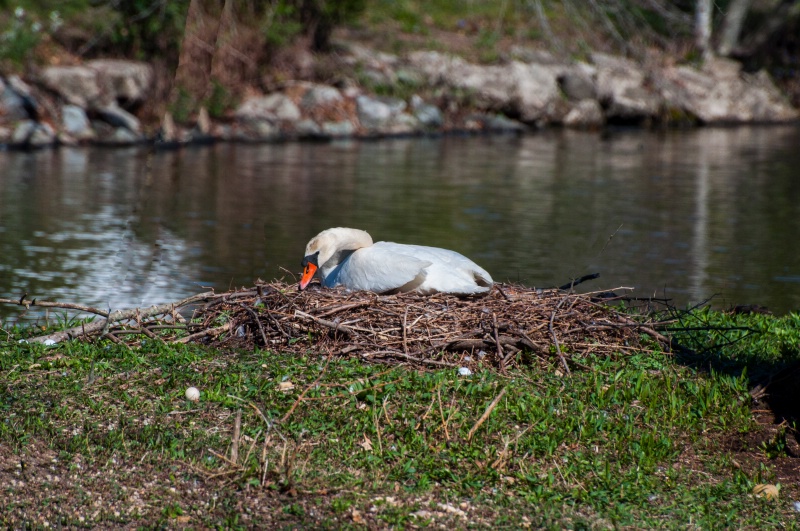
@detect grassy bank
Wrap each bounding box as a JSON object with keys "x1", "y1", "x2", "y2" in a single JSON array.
[{"x1": 2, "y1": 307, "x2": 800, "y2": 528}]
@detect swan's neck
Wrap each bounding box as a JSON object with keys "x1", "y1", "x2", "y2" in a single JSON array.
[{"x1": 312, "y1": 228, "x2": 373, "y2": 281}]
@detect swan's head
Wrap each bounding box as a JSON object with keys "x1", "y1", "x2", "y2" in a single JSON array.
[{"x1": 299, "y1": 228, "x2": 373, "y2": 290}]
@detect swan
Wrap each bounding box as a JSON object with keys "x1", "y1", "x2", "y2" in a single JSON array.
[{"x1": 299, "y1": 227, "x2": 493, "y2": 295}]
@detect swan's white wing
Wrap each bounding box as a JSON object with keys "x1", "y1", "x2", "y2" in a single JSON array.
[
  {"x1": 326, "y1": 243, "x2": 432, "y2": 293},
  {"x1": 373, "y1": 242, "x2": 493, "y2": 294}
]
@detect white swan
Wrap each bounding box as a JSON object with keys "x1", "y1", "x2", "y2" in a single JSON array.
[{"x1": 299, "y1": 227, "x2": 493, "y2": 295}]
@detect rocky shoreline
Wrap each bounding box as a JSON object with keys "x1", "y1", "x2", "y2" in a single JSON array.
[{"x1": 1, "y1": 44, "x2": 798, "y2": 149}]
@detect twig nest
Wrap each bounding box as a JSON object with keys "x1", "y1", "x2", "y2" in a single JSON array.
[{"x1": 185, "y1": 386, "x2": 200, "y2": 402}]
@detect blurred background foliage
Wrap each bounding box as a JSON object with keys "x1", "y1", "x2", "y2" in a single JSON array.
[{"x1": 0, "y1": 1, "x2": 797, "y2": 113}]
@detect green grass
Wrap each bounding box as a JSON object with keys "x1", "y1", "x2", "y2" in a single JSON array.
[{"x1": 2, "y1": 309, "x2": 800, "y2": 528}]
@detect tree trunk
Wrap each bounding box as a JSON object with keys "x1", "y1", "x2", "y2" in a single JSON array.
[
  {"x1": 736, "y1": 0, "x2": 800, "y2": 58},
  {"x1": 170, "y1": 0, "x2": 224, "y2": 114},
  {"x1": 695, "y1": 0, "x2": 713, "y2": 61},
  {"x1": 717, "y1": 0, "x2": 752, "y2": 57}
]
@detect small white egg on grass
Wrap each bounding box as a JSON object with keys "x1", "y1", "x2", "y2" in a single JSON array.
[{"x1": 185, "y1": 386, "x2": 200, "y2": 402}]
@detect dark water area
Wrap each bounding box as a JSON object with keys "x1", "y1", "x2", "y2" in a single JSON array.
[{"x1": 1, "y1": 125, "x2": 800, "y2": 324}]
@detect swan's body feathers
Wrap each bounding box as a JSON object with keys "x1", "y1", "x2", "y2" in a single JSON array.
[{"x1": 300, "y1": 228, "x2": 493, "y2": 295}]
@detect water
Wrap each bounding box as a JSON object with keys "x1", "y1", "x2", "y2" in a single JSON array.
[{"x1": 1, "y1": 125, "x2": 799, "y2": 323}]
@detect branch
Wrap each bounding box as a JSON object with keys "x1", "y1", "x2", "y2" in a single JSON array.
[{"x1": 10, "y1": 292, "x2": 216, "y2": 344}]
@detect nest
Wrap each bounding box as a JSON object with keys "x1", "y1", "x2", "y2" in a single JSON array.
[{"x1": 187, "y1": 281, "x2": 671, "y2": 371}]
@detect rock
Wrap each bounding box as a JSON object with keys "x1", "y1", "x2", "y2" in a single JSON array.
[
  {"x1": 87, "y1": 59, "x2": 153, "y2": 106},
  {"x1": 464, "y1": 113, "x2": 526, "y2": 132},
  {"x1": 295, "y1": 119, "x2": 322, "y2": 138},
  {"x1": 387, "y1": 112, "x2": 419, "y2": 134},
  {"x1": 341, "y1": 43, "x2": 400, "y2": 85},
  {"x1": 95, "y1": 102, "x2": 141, "y2": 132},
  {"x1": 321, "y1": 120, "x2": 356, "y2": 137},
  {"x1": 558, "y1": 65, "x2": 597, "y2": 101},
  {"x1": 300, "y1": 84, "x2": 344, "y2": 109},
  {"x1": 38, "y1": 66, "x2": 100, "y2": 108},
  {"x1": 61, "y1": 104, "x2": 94, "y2": 140},
  {"x1": 411, "y1": 95, "x2": 443, "y2": 128},
  {"x1": 108, "y1": 126, "x2": 141, "y2": 144},
  {"x1": 92, "y1": 120, "x2": 142, "y2": 145},
  {"x1": 301, "y1": 84, "x2": 343, "y2": 109},
  {"x1": 484, "y1": 114, "x2": 526, "y2": 132},
  {"x1": 657, "y1": 58, "x2": 799, "y2": 123},
  {"x1": 11, "y1": 120, "x2": 56, "y2": 147},
  {"x1": 508, "y1": 61, "x2": 562, "y2": 123},
  {"x1": 563, "y1": 99, "x2": 604, "y2": 128},
  {"x1": 356, "y1": 95, "x2": 399, "y2": 130},
  {"x1": 592, "y1": 52, "x2": 661, "y2": 122},
  {"x1": 236, "y1": 93, "x2": 301, "y2": 123},
  {"x1": 407, "y1": 51, "x2": 562, "y2": 124},
  {"x1": 249, "y1": 120, "x2": 281, "y2": 140},
  {"x1": 196, "y1": 106, "x2": 212, "y2": 135},
  {"x1": 159, "y1": 111, "x2": 178, "y2": 142},
  {"x1": 0, "y1": 77, "x2": 31, "y2": 121}
]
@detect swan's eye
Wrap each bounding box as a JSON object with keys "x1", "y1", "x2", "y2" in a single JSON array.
[{"x1": 301, "y1": 251, "x2": 320, "y2": 268}]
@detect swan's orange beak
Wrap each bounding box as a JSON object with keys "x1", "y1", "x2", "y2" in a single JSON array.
[{"x1": 299, "y1": 262, "x2": 317, "y2": 290}]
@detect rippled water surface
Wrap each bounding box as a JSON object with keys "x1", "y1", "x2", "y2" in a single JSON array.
[{"x1": 2, "y1": 125, "x2": 800, "y2": 322}]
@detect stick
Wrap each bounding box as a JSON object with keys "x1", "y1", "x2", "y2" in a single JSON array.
[
  {"x1": 314, "y1": 301, "x2": 372, "y2": 319},
  {"x1": 174, "y1": 323, "x2": 231, "y2": 344},
  {"x1": 467, "y1": 387, "x2": 507, "y2": 441},
  {"x1": 231, "y1": 409, "x2": 241, "y2": 464},
  {"x1": 294, "y1": 310, "x2": 355, "y2": 336},
  {"x1": 280, "y1": 357, "x2": 329, "y2": 423},
  {"x1": 402, "y1": 307, "x2": 408, "y2": 354},
  {"x1": 549, "y1": 297, "x2": 571, "y2": 375},
  {"x1": 239, "y1": 304, "x2": 269, "y2": 347},
  {"x1": 493, "y1": 313, "x2": 505, "y2": 370},
  {"x1": 19, "y1": 292, "x2": 215, "y2": 344},
  {"x1": 437, "y1": 386, "x2": 450, "y2": 441},
  {"x1": 367, "y1": 350, "x2": 460, "y2": 368},
  {"x1": 0, "y1": 297, "x2": 109, "y2": 317}
]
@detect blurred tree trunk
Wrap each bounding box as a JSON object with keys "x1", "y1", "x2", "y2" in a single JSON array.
[
  {"x1": 736, "y1": 0, "x2": 800, "y2": 57},
  {"x1": 170, "y1": 0, "x2": 223, "y2": 114},
  {"x1": 695, "y1": 0, "x2": 713, "y2": 61},
  {"x1": 717, "y1": 0, "x2": 751, "y2": 56},
  {"x1": 209, "y1": 0, "x2": 261, "y2": 93}
]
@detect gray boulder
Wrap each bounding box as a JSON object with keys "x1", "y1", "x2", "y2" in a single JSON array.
[
  {"x1": 300, "y1": 83, "x2": 343, "y2": 109},
  {"x1": 38, "y1": 66, "x2": 101, "y2": 108},
  {"x1": 87, "y1": 59, "x2": 153, "y2": 105},
  {"x1": 61, "y1": 104, "x2": 94, "y2": 140},
  {"x1": 11, "y1": 120, "x2": 56, "y2": 147},
  {"x1": 0, "y1": 76, "x2": 34, "y2": 121},
  {"x1": 563, "y1": 99, "x2": 604, "y2": 128},
  {"x1": 411, "y1": 95, "x2": 443, "y2": 128},
  {"x1": 406, "y1": 51, "x2": 562, "y2": 124},
  {"x1": 357, "y1": 95, "x2": 407, "y2": 131},
  {"x1": 592, "y1": 53, "x2": 661, "y2": 121},
  {"x1": 236, "y1": 94, "x2": 301, "y2": 123},
  {"x1": 657, "y1": 57, "x2": 799, "y2": 123}
]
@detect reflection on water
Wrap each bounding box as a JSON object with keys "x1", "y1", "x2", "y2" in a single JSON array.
[{"x1": 1, "y1": 125, "x2": 800, "y2": 322}]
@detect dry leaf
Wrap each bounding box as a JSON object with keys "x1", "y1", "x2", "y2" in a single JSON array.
[
  {"x1": 360, "y1": 435, "x2": 373, "y2": 452},
  {"x1": 277, "y1": 381, "x2": 294, "y2": 392},
  {"x1": 753, "y1": 483, "x2": 780, "y2": 500},
  {"x1": 351, "y1": 508, "x2": 365, "y2": 524}
]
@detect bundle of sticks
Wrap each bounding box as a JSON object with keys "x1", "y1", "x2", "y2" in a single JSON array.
[{"x1": 4, "y1": 281, "x2": 673, "y2": 372}]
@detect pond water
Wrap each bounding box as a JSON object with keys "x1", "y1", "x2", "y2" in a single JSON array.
[{"x1": 1, "y1": 125, "x2": 800, "y2": 323}]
